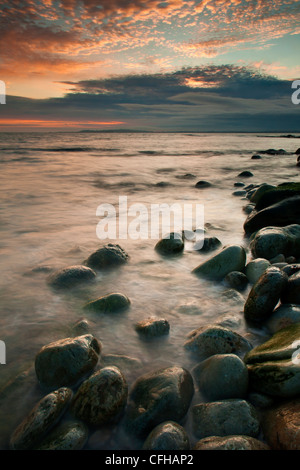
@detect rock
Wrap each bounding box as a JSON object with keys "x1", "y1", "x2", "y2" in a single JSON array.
[
  {"x1": 37, "y1": 421, "x2": 88, "y2": 450},
  {"x1": 260, "y1": 148, "x2": 287, "y2": 155},
  {"x1": 84, "y1": 293, "x2": 131, "y2": 314},
  {"x1": 85, "y1": 243, "x2": 129, "y2": 270},
  {"x1": 192, "y1": 245, "x2": 246, "y2": 281},
  {"x1": 135, "y1": 317, "x2": 170, "y2": 337},
  {"x1": 47, "y1": 265, "x2": 96, "y2": 289},
  {"x1": 234, "y1": 182, "x2": 245, "y2": 187},
  {"x1": 243, "y1": 203, "x2": 255, "y2": 215},
  {"x1": 238, "y1": 171, "x2": 253, "y2": 178},
  {"x1": 175, "y1": 173, "x2": 196, "y2": 179},
  {"x1": 265, "y1": 304, "x2": 300, "y2": 334},
  {"x1": 251, "y1": 155, "x2": 262, "y2": 160},
  {"x1": 35, "y1": 334, "x2": 101, "y2": 391},
  {"x1": 72, "y1": 367, "x2": 128, "y2": 426},
  {"x1": 195, "y1": 180, "x2": 211, "y2": 188},
  {"x1": 232, "y1": 190, "x2": 247, "y2": 197},
  {"x1": 193, "y1": 435, "x2": 269, "y2": 450},
  {"x1": 247, "y1": 392, "x2": 275, "y2": 409},
  {"x1": 286, "y1": 256, "x2": 297, "y2": 264},
  {"x1": 155, "y1": 232, "x2": 184, "y2": 255},
  {"x1": 250, "y1": 225, "x2": 300, "y2": 260},
  {"x1": 193, "y1": 354, "x2": 249, "y2": 400},
  {"x1": 270, "y1": 253, "x2": 286, "y2": 264},
  {"x1": 249, "y1": 184, "x2": 276, "y2": 204},
  {"x1": 255, "y1": 182, "x2": 300, "y2": 211},
  {"x1": 244, "y1": 324, "x2": 300, "y2": 397},
  {"x1": 221, "y1": 289, "x2": 245, "y2": 304},
  {"x1": 262, "y1": 399, "x2": 300, "y2": 450},
  {"x1": 184, "y1": 324, "x2": 252, "y2": 360},
  {"x1": 191, "y1": 399, "x2": 260, "y2": 439},
  {"x1": 215, "y1": 312, "x2": 243, "y2": 330},
  {"x1": 99, "y1": 354, "x2": 143, "y2": 374},
  {"x1": 142, "y1": 422, "x2": 190, "y2": 450},
  {"x1": 296, "y1": 148, "x2": 300, "y2": 155},
  {"x1": 244, "y1": 196, "x2": 300, "y2": 234},
  {"x1": 10, "y1": 387, "x2": 73, "y2": 450},
  {"x1": 71, "y1": 319, "x2": 93, "y2": 335},
  {"x1": 244, "y1": 267, "x2": 288, "y2": 324},
  {"x1": 281, "y1": 271, "x2": 300, "y2": 304},
  {"x1": 224, "y1": 271, "x2": 248, "y2": 292},
  {"x1": 245, "y1": 258, "x2": 271, "y2": 284},
  {"x1": 124, "y1": 366, "x2": 194, "y2": 438},
  {"x1": 194, "y1": 236, "x2": 222, "y2": 252},
  {"x1": 282, "y1": 264, "x2": 300, "y2": 276}
]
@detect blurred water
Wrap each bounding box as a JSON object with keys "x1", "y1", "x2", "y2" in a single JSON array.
[{"x1": 0, "y1": 131, "x2": 299, "y2": 449}]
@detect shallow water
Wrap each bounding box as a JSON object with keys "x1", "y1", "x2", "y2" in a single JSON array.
[{"x1": 0, "y1": 131, "x2": 299, "y2": 449}]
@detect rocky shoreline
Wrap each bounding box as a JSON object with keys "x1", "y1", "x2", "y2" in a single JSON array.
[{"x1": 2, "y1": 147, "x2": 300, "y2": 451}]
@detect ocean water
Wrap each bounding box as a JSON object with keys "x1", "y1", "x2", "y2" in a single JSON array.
[{"x1": 0, "y1": 131, "x2": 299, "y2": 449}]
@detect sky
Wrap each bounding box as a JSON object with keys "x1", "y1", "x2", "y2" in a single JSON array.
[{"x1": 0, "y1": 0, "x2": 299, "y2": 131}]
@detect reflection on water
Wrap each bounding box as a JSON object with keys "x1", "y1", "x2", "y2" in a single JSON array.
[{"x1": 0, "y1": 131, "x2": 299, "y2": 449}]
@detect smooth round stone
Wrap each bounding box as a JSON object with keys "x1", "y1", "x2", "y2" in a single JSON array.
[
  {"x1": 142, "y1": 421, "x2": 190, "y2": 450},
  {"x1": 135, "y1": 317, "x2": 170, "y2": 337},
  {"x1": 47, "y1": 265, "x2": 96, "y2": 289},
  {"x1": 191, "y1": 399, "x2": 260, "y2": 439},
  {"x1": 184, "y1": 324, "x2": 252, "y2": 360},
  {"x1": 194, "y1": 236, "x2": 222, "y2": 252},
  {"x1": 195, "y1": 180, "x2": 211, "y2": 188},
  {"x1": 249, "y1": 183, "x2": 275, "y2": 204},
  {"x1": 85, "y1": 243, "x2": 129, "y2": 270},
  {"x1": 281, "y1": 271, "x2": 300, "y2": 304},
  {"x1": 251, "y1": 155, "x2": 262, "y2": 160},
  {"x1": 238, "y1": 171, "x2": 253, "y2": 178},
  {"x1": 124, "y1": 366, "x2": 194, "y2": 438},
  {"x1": 244, "y1": 267, "x2": 288, "y2": 324},
  {"x1": 36, "y1": 421, "x2": 88, "y2": 450},
  {"x1": 193, "y1": 354, "x2": 249, "y2": 401},
  {"x1": 193, "y1": 435, "x2": 269, "y2": 450},
  {"x1": 245, "y1": 258, "x2": 271, "y2": 284},
  {"x1": 262, "y1": 399, "x2": 300, "y2": 450},
  {"x1": 84, "y1": 293, "x2": 131, "y2": 314},
  {"x1": 224, "y1": 271, "x2": 248, "y2": 291},
  {"x1": 282, "y1": 264, "x2": 300, "y2": 276},
  {"x1": 155, "y1": 232, "x2": 184, "y2": 255},
  {"x1": 232, "y1": 190, "x2": 247, "y2": 197},
  {"x1": 250, "y1": 225, "x2": 300, "y2": 260},
  {"x1": 35, "y1": 334, "x2": 101, "y2": 391},
  {"x1": 10, "y1": 388, "x2": 73, "y2": 450},
  {"x1": 71, "y1": 319, "x2": 93, "y2": 335},
  {"x1": 192, "y1": 245, "x2": 246, "y2": 281},
  {"x1": 265, "y1": 304, "x2": 300, "y2": 334},
  {"x1": 234, "y1": 182, "x2": 245, "y2": 187},
  {"x1": 99, "y1": 354, "x2": 143, "y2": 374},
  {"x1": 243, "y1": 203, "x2": 255, "y2": 215},
  {"x1": 270, "y1": 254, "x2": 286, "y2": 264},
  {"x1": 72, "y1": 367, "x2": 128, "y2": 426}
]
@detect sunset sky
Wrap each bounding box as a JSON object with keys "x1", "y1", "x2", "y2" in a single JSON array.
[{"x1": 0, "y1": 0, "x2": 299, "y2": 131}]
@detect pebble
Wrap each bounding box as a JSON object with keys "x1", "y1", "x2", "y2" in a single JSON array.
[
  {"x1": 142, "y1": 421, "x2": 190, "y2": 450},
  {"x1": 135, "y1": 317, "x2": 170, "y2": 337}
]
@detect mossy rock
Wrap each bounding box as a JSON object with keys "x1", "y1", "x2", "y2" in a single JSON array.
[{"x1": 255, "y1": 182, "x2": 300, "y2": 211}]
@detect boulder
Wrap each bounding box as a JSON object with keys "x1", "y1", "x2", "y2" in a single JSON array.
[
  {"x1": 281, "y1": 271, "x2": 300, "y2": 304},
  {"x1": 142, "y1": 421, "x2": 190, "y2": 450},
  {"x1": 249, "y1": 184, "x2": 276, "y2": 204},
  {"x1": 84, "y1": 293, "x2": 130, "y2": 314},
  {"x1": 35, "y1": 334, "x2": 101, "y2": 390},
  {"x1": 224, "y1": 271, "x2": 248, "y2": 291},
  {"x1": 135, "y1": 317, "x2": 170, "y2": 338},
  {"x1": 184, "y1": 324, "x2": 252, "y2": 360},
  {"x1": 244, "y1": 196, "x2": 300, "y2": 234},
  {"x1": 85, "y1": 243, "x2": 129, "y2": 270},
  {"x1": 10, "y1": 388, "x2": 73, "y2": 450},
  {"x1": 254, "y1": 182, "x2": 300, "y2": 211},
  {"x1": 245, "y1": 258, "x2": 271, "y2": 284},
  {"x1": 192, "y1": 245, "x2": 246, "y2": 281},
  {"x1": 250, "y1": 225, "x2": 300, "y2": 260},
  {"x1": 155, "y1": 232, "x2": 184, "y2": 255},
  {"x1": 71, "y1": 366, "x2": 128, "y2": 426},
  {"x1": 36, "y1": 421, "x2": 88, "y2": 450},
  {"x1": 244, "y1": 267, "x2": 288, "y2": 324},
  {"x1": 244, "y1": 324, "x2": 300, "y2": 397},
  {"x1": 192, "y1": 354, "x2": 249, "y2": 400},
  {"x1": 47, "y1": 265, "x2": 96, "y2": 289},
  {"x1": 124, "y1": 366, "x2": 194, "y2": 438},
  {"x1": 191, "y1": 399, "x2": 260, "y2": 439},
  {"x1": 262, "y1": 399, "x2": 300, "y2": 450},
  {"x1": 193, "y1": 435, "x2": 269, "y2": 450}
]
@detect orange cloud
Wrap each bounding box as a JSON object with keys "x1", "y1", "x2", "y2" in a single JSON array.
[{"x1": 0, "y1": 119, "x2": 125, "y2": 128}]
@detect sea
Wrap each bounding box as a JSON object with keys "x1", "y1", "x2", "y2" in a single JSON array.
[{"x1": 0, "y1": 131, "x2": 299, "y2": 449}]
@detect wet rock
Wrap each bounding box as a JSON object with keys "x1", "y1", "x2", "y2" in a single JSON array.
[
  {"x1": 260, "y1": 148, "x2": 287, "y2": 155},
  {"x1": 155, "y1": 232, "x2": 184, "y2": 255},
  {"x1": 215, "y1": 312, "x2": 243, "y2": 330},
  {"x1": 281, "y1": 271, "x2": 300, "y2": 304},
  {"x1": 282, "y1": 264, "x2": 300, "y2": 276},
  {"x1": 270, "y1": 253, "x2": 286, "y2": 264},
  {"x1": 191, "y1": 399, "x2": 260, "y2": 439},
  {"x1": 244, "y1": 324, "x2": 300, "y2": 397},
  {"x1": 243, "y1": 203, "x2": 255, "y2": 215},
  {"x1": 244, "y1": 196, "x2": 300, "y2": 234},
  {"x1": 85, "y1": 243, "x2": 129, "y2": 270},
  {"x1": 35, "y1": 334, "x2": 101, "y2": 391},
  {"x1": 262, "y1": 399, "x2": 300, "y2": 450},
  {"x1": 251, "y1": 155, "x2": 262, "y2": 160},
  {"x1": 265, "y1": 304, "x2": 300, "y2": 334},
  {"x1": 232, "y1": 190, "x2": 247, "y2": 197},
  {"x1": 184, "y1": 324, "x2": 252, "y2": 360},
  {"x1": 194, "y1": 236, "x2": 222, "y2": 252},
  {"x1": 245, "y1": 258, "x2": 271, "y2": 284},
  {"x1": 238, "y1": 171, "x2": 253, "y2": 178},
  {"x1": 195, "y1": 180, "x2": 212, "y2": 188},
  {"x1": 10, "y1": 387, "x2": 73, "y2": 450},
  {"x1": 255, "y1": 182, "x2": 300, "y2": 211},
  {"x1": 142, "y1": 421, "x2": 190, "y2": 450},
  {"x1": 193, "y1": 354, "x2": 249, "y2": 400},
  {"x1": 192, "y1": 245, "x2": 246, "y2": 281},
  {"x1": 247, "y1": 392, "x2": 275, "y2": 409},
  {"x1": 244, "y1": 267, "x2": 288, "y2": 324},
  {"x1": 124, "y1": 366, "x2": 194, "y2": 438},
  {"x1": 37, "y1": 421, "x2": 88, "y2": 450},
  {"x1": 193, "y1": 435, "x2": 269, "y2": 450},
  {"x1": 249, "y1": 184, "x2": 276, "y2": 205},
  {"x1": 47, "y1": 265, "x2": 96, "y2": 289},
  {"x1": 224, "y1": 271, "x2": 248, "y2": 292},
  {"x1": 99, "y1": 354, "x2": 143, "y2": 374},
  {"x1": 84, "y1": 293, "x2": 131, "y2": 314},
  {"x1": 234, "y1": 182, "x2": 245, "y2": 187},
  {"x1": 135, "y1": 317, "x2": 170, "y2": 338},
  {"x1": 250, "y1": 225, "x2": 300, "y2": 260},
  {"x1": 72, "y1": 367, "x2": 128, "y2": 426},
  {"x1": 71, "y1": 318, "x2": 93, "y2": 335}
]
